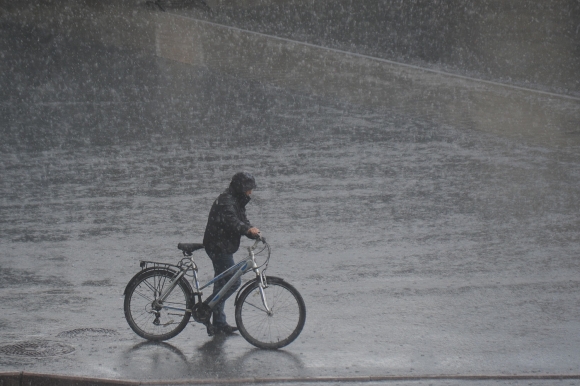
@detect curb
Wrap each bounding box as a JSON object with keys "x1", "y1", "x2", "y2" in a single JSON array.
[
  {"x1": 2, "y1": 372, "x2": 580, "y2": 386},
  {"x1": 1, "y1": 373, "x2": 137, "y2": 386}
]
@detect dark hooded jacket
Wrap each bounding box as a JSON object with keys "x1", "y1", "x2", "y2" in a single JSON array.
[{"x1": 203, "y1": 173, "x2": 256, "y2": 254}]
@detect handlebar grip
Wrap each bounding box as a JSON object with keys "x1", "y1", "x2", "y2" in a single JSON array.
[{"x1": 254, "y1": 231, "x2": 266, "y2": 243}]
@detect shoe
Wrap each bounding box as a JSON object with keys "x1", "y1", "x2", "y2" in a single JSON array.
[{"x1": 214, "y1": 324, "x2": 238, "y2": 335}]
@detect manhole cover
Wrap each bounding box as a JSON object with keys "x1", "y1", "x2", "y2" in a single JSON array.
[
  {"x1": 0, "y1": 341, "x2": 75, "y2": 357},
  {"x1": 57, "y1": 328, "x2": 119, "y2": 338}
]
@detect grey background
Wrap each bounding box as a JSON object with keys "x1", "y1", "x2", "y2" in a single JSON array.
[{"x1": 1, "y1": 0, "x2": 579, "y2": 384}]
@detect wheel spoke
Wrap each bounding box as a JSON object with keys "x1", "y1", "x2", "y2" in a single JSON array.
[
  {"x1": 133, "y1": 289, "x2": 154, "y2": 303},
  {"x1": 242, "y1": 299, "x2": 270, "y2": 314}
]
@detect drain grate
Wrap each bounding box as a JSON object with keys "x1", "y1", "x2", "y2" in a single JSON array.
[
  {"x1": 57, "y1": 328, "x2": 119, "y2": 338},
  {"x1": 0, "y1": 341, "x2": 75, "y2": 357}
]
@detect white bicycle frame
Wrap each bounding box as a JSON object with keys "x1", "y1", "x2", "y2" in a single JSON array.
[{"x1": 155, "y1": 239, "x2": 271, "y2": 315}]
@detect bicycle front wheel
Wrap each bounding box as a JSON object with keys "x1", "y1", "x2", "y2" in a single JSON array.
[
  {"x1": 124, "y1": 269, "x2": 193, "y2": 341},
  {"x1": 235, "y1": 277, "x2": 306, "y2": 349}
]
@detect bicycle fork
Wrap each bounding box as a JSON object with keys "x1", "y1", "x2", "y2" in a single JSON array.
[
  {"x1": 248, "y1": 243, "x2": 273, "y2": 316},
  {"x1": 245, "y1": 245, "x2": 273, "y2": 316},
  {"x1": 254, "y1": 267, "x2": 273, "y2": 316}
]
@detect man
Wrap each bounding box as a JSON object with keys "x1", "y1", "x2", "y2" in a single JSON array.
[{"x1": 203, "y1": 172, "x2": 260, "y2": 335}]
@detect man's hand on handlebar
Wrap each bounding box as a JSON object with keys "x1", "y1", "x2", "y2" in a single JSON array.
[{"x1": 247, "y1": 227, "x2": 261, "y2": 239}]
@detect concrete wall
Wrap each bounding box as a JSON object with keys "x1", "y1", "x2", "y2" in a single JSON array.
[
  {"x1": 154, "y1": 12, "x2": 580, "y2": 147},
  {"x1": 197, "y1": 0, "x2": 580, "y2": 97}
]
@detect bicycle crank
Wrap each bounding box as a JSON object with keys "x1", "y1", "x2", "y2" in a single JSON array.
[{"x1": 191, "y1": 303, "x2": 211, "y2": 323}]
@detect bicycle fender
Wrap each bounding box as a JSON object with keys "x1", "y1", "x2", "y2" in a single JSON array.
[
  {"x1": 234, "y1": 276, "x2": 285, "y2": 306},
  {"x1": 122, "y1": 267, "x2": 180, "y2": 296}
]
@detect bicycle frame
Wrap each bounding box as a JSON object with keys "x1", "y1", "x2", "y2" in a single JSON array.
[{"x1": 154, "y1": 239, "x2": 271, "y2": 315}]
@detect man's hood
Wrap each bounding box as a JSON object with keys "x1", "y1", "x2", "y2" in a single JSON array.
[{"x1": 229, "y1": 172, "x2": 257, "y2": 195}]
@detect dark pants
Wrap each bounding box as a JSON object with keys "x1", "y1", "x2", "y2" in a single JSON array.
[{"x1": 206, "y1": 250, "x2": 242, "y2": 327}]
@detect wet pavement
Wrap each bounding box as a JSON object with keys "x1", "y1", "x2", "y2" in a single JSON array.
[{"x1": 1, "y1": 1, "x2": 580, "y2": 385}]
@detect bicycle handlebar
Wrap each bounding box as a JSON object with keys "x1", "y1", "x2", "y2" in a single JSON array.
[{"x1": 249, "y1": 233, "x2": 267, "y2": 251}]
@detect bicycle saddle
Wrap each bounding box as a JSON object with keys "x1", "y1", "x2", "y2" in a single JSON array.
[{"x1": 177, "y1": 243, "x2": 205, "y2": 255}]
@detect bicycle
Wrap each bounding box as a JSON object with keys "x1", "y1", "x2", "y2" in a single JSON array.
[{"x1": 123, "y1": 236, "x2": 306, "y2": 349}]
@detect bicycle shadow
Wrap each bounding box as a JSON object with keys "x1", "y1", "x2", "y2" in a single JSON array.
[
  {"x1": 123, "y1": 336, "x2": 306, "y2": 379},
  {"x1": 121, "y1": 340, "x2": 191, "y2": 379}
]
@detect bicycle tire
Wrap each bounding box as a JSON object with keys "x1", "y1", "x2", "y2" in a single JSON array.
[
  {"x1": 235, "y1": 276, "x2": 305, "y2": 349},
  {"x1": 124, "y1": 268, "x2": 193, "y2": 341}
]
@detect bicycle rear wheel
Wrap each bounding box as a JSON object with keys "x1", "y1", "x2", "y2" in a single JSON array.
[
  {"x1": 235, "y1": 277, "x2": 305, "y2": 349},
  {"x1": 124, "y1": 269, "x2": 193, "y2": 341}
]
